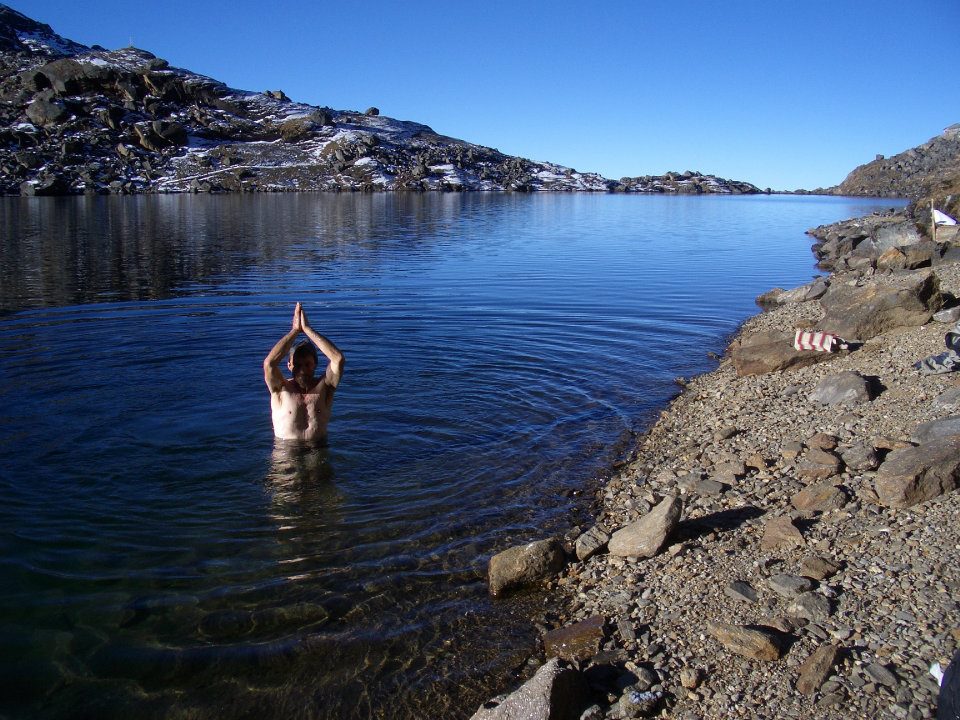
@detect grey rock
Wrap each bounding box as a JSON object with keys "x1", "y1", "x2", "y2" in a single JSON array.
[
  {"x1": 469, "y1": 658, "x2": 592, "y2": 720},
  {"x1": 865, "y1": 662, "x2": 898, "y2": 687},
  {"x1": 841, "y1": 442, "x2": 881, "y2": 471},
  {"x1": 933, "y1": 388, "x2": 960, "y2": 412},
  {"x1": 809, "y1": 371, "x2": 877, "y2": 406},
  {"x1": 768, "y1": 573, "x2": 816, "y2": 599},
  {"x1": 488, "y1": 538, "x2": 566, "y2": 596},
  {"x1": 574, "y1": 525, "x2": 610, "y2": 561},
  {"x1": 912, "y1": 415, "x2": 960, "y2": 444},
  {"x1": 724, "y1": 580, "x2": 759, "y2": 604},
  {"x1": 934, "y1": 306, "x2": 960, "y2": 323},
  {"x1": 608, "y1": 496, "x2": 682, "y2": 558},
  {"x1": 728, "y1": 328, "x2": 835, "y2": 377},
  {"x1": 618, "y1": 686, "x2": 661, "y2": 718},
  {"x1": 786, "y1": 591, "x2": 833, "y2": 622}
]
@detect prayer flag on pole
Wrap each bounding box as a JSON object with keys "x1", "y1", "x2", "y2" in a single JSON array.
[{"x1": 934, "y1": 209, "x2": 958, "y2": 226}]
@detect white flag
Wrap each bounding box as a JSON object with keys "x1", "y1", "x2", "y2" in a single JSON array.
[{"x1": 934, "y1": 209, "x2": 957, "y2": 226}]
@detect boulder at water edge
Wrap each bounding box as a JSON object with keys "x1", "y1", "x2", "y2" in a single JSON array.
[
  {"x1": 469, "y1": 658, "x2": 592, "y2": 720},
  {"x1": 488, "y1": 538, "x2": 566, "y2": 596},
  {"x1": 729, "y1": 329, "x2": 836, "y2": 377},
  {"x1": 608, "y1": 495, "x2": 682, "y2": 558}
]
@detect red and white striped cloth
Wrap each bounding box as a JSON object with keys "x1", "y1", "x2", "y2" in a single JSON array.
[{"x1": 794, "y1": 329, "x2": 838, "y2": 352}]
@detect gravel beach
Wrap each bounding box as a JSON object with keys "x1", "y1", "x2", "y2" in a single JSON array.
[{"x1": 506, "y1": 251, "x2": 960, "y2": 719}]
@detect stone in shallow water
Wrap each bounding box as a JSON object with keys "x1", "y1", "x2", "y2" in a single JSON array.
[
  {"x1": 488, "y1": 538, "x2": 566, "y2": 596},
  {"x1": 543, "y1": 615, "x2": 605, "y2": 662}
]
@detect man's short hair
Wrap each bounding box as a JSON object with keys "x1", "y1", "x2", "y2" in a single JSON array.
[{"x1": 290, "y1": 341, "x2": 317, "y2": 365}]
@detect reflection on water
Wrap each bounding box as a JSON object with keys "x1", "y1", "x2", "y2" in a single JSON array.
[{"x1": 0, "y1": 192, "x2": 906, "y2": 719}]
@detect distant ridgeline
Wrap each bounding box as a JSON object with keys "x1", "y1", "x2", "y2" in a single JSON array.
[{"x1": 0, "y1": 4, "x2": 764, "y2": 197}]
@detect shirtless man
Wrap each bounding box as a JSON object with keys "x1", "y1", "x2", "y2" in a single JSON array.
[{"x1": 263, "y1": 302, "x2": 344, "y2": 442}]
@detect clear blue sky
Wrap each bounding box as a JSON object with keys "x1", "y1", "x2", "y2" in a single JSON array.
[{"x1": 10, "y1": 0, "x2": 960, "y2": 190}]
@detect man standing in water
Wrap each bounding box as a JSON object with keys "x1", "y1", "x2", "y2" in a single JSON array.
[{"x1": 263, "y1": 303, "x2": 344, "y2": 442}]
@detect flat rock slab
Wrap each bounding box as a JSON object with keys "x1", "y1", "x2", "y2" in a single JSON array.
[
  {"x1": 767, "y1": 573, "x2": 816, "y2": 599},
  {"x1": 574, "y1": 525, "x2": 610, "y2": 561},
  {"x1": 874, "y1": 435, "x2": 960, "y2": 508},
  {"x1": 786, "y1": 591, "x2": 833, "y2": 622},
  {"x1": 791, "y1": 482, "x2": 849, "y2": 514},
  {"x1": 761, "y1": 515, "x2": 805, "y2": 551},
  {"x1": 724, "y1": 580, "x2": 759, "y2": 604},
  {"x1": 707, "y1": 621, "x2": 784, "y2": 661},
  {"x1": 796, "y1": 643, "x2": 843, "y2": 695},
  {"x1": 799, "y1": 556, "x2": 841, "y2": 580},
  {"x1": 543, "y1": 615, "x2": 605, "y2": 662},
  {"x1": 912, "y1": 415, "x2": 960, "y2": 444},
  {"x1": 488, "y1": 538, "x2": 566, "y2": 596},
  {"x1": 469, "y1": 658, "x2": 592, "y2": 720},
  {"x1": 728, "y1": 328, "x2": 835, "y2": 377},
  {"x1": 809, "y1": 371, "x2": 877, "y2": 406},
  {"x1": 608, "y1": 495, "x2": 682, "y2": 558}
]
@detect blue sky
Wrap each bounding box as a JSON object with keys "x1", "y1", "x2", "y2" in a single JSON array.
[{"x1": 10, "y1": 0, "x2": 960, "y2": 190}]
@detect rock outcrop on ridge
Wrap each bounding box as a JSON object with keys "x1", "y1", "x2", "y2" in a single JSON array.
[
  {"x1": 828, "y1": 124, "x2": 960, "y2": 214},
  {"x1": 0, "y1": 4, "x2": 761, "y2": 197}
]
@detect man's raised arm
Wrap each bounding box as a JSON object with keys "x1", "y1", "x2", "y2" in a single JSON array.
[
  {"x1": 263, "y1": 303, "x2": 302, "y2": 392},
  {"x1": 300, "y1": 307, "x2": 345, "y2": 388}
]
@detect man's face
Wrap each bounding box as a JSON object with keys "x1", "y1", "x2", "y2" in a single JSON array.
[{"x1": 289, "y1": 353, "x2": 317, "y2": 380}]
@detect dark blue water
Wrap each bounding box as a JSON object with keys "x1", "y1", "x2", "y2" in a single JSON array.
[{"x1": 0, "y1": 192, "x2": 904, "y2": 718}]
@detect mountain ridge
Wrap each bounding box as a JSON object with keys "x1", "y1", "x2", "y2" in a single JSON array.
[{"x1": 0, "y1": 4, "x2": 762, "y2": 197}]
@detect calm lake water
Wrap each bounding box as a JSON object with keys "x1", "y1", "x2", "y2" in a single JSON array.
[{"x1": 0, "y1": 192, "x2": 903, "y2": 719}]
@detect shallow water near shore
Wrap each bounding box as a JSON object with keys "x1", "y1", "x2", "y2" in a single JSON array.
[{"x1": 0, "y1": 192, "x2": 904, "y2": 718}]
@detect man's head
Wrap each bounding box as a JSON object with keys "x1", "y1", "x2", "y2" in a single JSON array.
[{"x1": 288, "y1": 341, "x2": 318, "y2": 378}]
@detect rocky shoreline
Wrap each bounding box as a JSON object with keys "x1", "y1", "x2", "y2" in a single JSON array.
[{"x1": 475, "y1": 207, "x2": 960, "y2": 719}]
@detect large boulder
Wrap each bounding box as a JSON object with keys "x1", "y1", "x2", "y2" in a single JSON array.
[
  {"x1": 875, "y1": 435, "x2": 960, "y2": 508},
  {"x1": 809, "y1": 371, "x2": 878, "y2": 406},
  {"x1": 25, "y1": 97, "x2": 70, "y2": 127},
  {"x1": 469, "y1": 658, "x2": 592, "y2": 720},
  {"x1": 608, "y1": 495, "x2": 681, "y2": 558},
  {"x1": 488, "y1": 538, "x2": 566, "y2": 596},
  {"x1": 37, "y1": 58, "x2": 116, "y2": 95},
  {"x1": 728, "y1": 329, "x2": 835, "y2": 377},
  {"x1": 818, "y1": 271, "x2": 943, "y2": 341}
]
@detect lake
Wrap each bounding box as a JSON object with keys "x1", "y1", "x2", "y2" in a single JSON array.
[{"x1": 0, "y1": 192, "x2": 903, "y2": 719}]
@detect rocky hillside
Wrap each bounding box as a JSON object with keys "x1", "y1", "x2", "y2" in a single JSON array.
[
  {"x1": 831, "y1": 125, "x2": 960, "y2": 216},
  {"x1": 0, "y1": 4, "x2": 761, "y2": 197}
]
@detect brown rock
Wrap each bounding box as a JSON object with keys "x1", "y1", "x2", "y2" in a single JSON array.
[
  {"x1": 799, "y1": 556, "x2": 841, "y2": 580},
  {"x1": 729, "y1": 329, "x2": 835, "y2": 377},
  {"x1": 797, "y1": 448, "x2": 843, "y2": 481},
  {"x1": 707, "y1": 621, "x2": 784, "y2": 661},
  {"x1": 543, "y1": 615, "x2": 605, "y2": 662},
  {"x1": 796, "y1": 643, "x2": 843, "y2": 695},
  {"x1": 874, "y1": 435, "x2": 960, "y2": 508},
  {"x1": 791, "y1": 483, "x2": 849, "y2": 513},
  {"x1": 806, "y1": 433, "x2": 839, "y2": 451},
  {"x1": 761, "y1": 516, "x2": 805, "y2": 551},
  {"x1": 488, "y1": 538, "x2": 566, "y2": 596}
]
